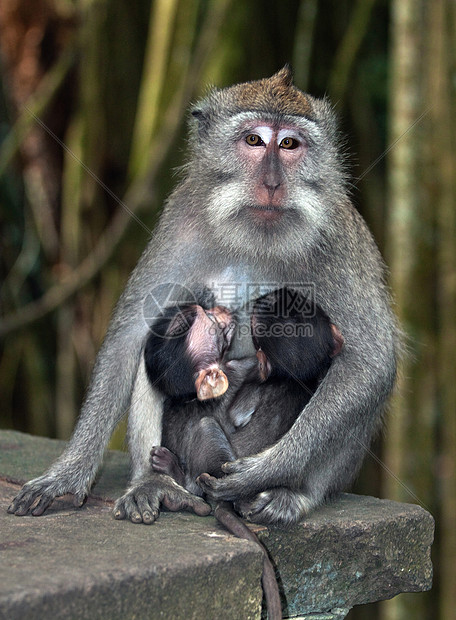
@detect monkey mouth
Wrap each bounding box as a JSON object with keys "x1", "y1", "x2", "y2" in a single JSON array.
[{"x1": 246, "y1": 204, "x2": 285, "y2": 222}]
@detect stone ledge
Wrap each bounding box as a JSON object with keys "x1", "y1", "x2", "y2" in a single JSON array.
[{"x1": 0, "y1": 430, "x2": 434, "y2": 619}]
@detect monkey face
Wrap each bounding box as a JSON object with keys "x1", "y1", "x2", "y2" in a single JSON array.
[
  {"x1": 194, "y1": 113, "x2": 337, "y2": 260},
  {"x1": 237, "y1": 124, "x2": 307, "y2": 213},
  {"x1": 187, "y1": 71, "x2": 348, "y2": 260}
]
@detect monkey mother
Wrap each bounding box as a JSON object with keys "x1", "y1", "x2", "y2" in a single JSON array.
[{"x1": 9, "y1": 67, "x2": 398, "y2": 526}]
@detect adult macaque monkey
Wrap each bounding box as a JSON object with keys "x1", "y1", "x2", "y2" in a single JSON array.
[{"x1": 9, "y1": 67, "x2": 398, "y2": 526}]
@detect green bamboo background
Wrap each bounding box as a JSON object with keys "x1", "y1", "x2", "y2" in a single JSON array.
[{"x1": 1, "y1": 2, "x2": 454, "y2": 618}]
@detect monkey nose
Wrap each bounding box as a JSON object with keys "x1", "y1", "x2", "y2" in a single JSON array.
[{"x1": 264, "y1": 181, "x2": 281, "y2": 198}]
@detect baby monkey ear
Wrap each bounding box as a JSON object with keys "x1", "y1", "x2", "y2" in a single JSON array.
[{"x1": 330, "y1": 324, "x2": 344, "y2": 358}]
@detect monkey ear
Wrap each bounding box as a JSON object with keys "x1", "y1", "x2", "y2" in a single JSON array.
[
  {"x1": 191, "y1": 108, "x2": 204, "y2": 120},
  {"x1": 190, "y1": 105, "x2": 212, "y2": 136},
  {"x1": 330, "y1": 324, "x2": 344, "y2": 358},
  {"x1": 256, "y1": 349, "x2": 272, "y2": 382}
]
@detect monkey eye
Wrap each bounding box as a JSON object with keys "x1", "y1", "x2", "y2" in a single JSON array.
[
  {"x1": 245, "y1": 134, "x2": 265, "y2": 147},
  {"x1": 279, "y1": 137, "x2": 299, "y2": 150}
]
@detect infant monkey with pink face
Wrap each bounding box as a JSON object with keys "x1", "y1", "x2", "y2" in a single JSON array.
[
  {"x1": 9, "y1": 68, "x2": 398, "y2": 529},
  {"x1": 146, "y1": 286, "x2": 344, "y2": 517}
]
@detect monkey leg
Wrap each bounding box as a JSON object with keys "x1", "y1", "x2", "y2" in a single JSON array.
[
  {"x1": 113, "y1": 472, "x2": 211, "y2": 525},
  {"x1": 190, "y1": 416, "x2": 235, "y2": 483}
]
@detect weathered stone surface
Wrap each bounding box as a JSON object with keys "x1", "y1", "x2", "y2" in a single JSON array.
[
  {"x1": 0, "y1": 483, "x2": 262, "y2": 620},
  {"x1": 0, "y1": 430, "x2": 434, "y2": 619},
  {"x1": 254, "y1": 494, "x2": 434, "y2": 617},
  {"x1": 0, "y1": 429, "x2": 129, "y2": 500}
]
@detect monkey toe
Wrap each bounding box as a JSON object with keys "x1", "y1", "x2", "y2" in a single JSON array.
[{"x1": 113, "y1": 489, "x2": 160, "y2": 525}]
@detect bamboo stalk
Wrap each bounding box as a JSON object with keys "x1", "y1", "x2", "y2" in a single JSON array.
[
  {"x1": 0, "y1": 46, "x2": 76, "y2": 179},
  {"x1": 292, "y1": 0, "x2": 318, "y2": 91},
  {"x1": 328, "y1": 0, "x2": 377, "y2": 103},
  {"x1": 431, "y1": 2, "x2": 456, "y2": 618},
  {"x1": 0, "y1": 0, "x2": 233, "y2": 339},
  {"x1": 128, "y1": 0, "x2": 179, "y2": 181}
]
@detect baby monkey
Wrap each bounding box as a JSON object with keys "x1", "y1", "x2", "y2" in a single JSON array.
[
  {"x1": 144, "y1": 298, "x2": 234, "y2": 402},
  {"x1": 145, "y1": 287, "x2": 344, "y2": 499}
]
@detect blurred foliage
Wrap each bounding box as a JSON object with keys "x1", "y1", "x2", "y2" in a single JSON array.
[{"x1": 1, "y1": 1, "x2": 455, "y2": 619}]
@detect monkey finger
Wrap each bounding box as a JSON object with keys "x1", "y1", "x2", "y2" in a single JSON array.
[
  {"x1": 221, "y1": 458, "x2": 251, "y2": 474},
  {"x1": 196, "y1": 472, "x2": 217, "y2": 491},
  {"x1": 113, "y1": 501, "x2": 126, "y2": 520},
  {"x1": 236, "y1": 488, "x2": 311, "y2": 527},
  {"x1": 31, "y1": 493, "x2": 55, "y2": 516},
  {"x1": 199, "y1": 469, "x2": 267, "y2": 503},
  {"x1": 113, "y1": 494, "x2": 143, "y2": 523},
  {"x1": 196, "y1": 473, "x2": 232, "y2": 501},
  {"x1": 8, "y1": 488, "x2": 41, "y2": 516}
]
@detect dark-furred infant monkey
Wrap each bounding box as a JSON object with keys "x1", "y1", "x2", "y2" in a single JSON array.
[{"x1": 145, "y1": 288, "x2": 344, "y2": 502}]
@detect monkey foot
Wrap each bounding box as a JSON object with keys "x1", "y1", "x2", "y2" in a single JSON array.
[
  {"x1": 235, "y1": 488, "x2": 315, "y2": 527},
  {"x1": 195, "y1": 365, "x2": 229, "y2": 400},
  {"x1": 150, "y1": 446, "x2": 185, "y2": 488},
  {"x1": 113, "y1": 472, "x2": 211, "y2": 525}
]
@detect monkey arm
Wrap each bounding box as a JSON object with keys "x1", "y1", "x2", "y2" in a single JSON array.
[
  {"x1": 8, "y1": 244, "x2": 165, "y2": 516},
  {"x1": 8, "y1": 319, "x2": 148, "y2": 516},
  {"x1": 197, "y1": 317, "x2": 398, "y2": 525}
]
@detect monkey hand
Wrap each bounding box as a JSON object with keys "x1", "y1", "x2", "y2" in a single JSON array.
[
  {"x1": 196, "y1": 451, "x2": 274, "y2": 502},
  {"x1": 8, "y1": 472, "x2": 88, "y2": 517},
  {"x1": 113, "y1": 472, "x2": 211, "y2": 524},
  {"x1": 198, "y1": 466, "x2": 315, "y2": 527}
]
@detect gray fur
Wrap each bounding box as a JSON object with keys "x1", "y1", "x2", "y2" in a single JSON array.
[{"x1": 9, "y1": 73, "x2": 398, "y2": 526}]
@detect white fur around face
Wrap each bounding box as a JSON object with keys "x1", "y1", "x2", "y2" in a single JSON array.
[
  {"x1": 277, "y1": 127, "x2": 302, "y2": 144},
  {"x1": 250, "y1": 125, "x2": 273, "y2": 144},
  {"x1": 249, "y1": 126, "x2": 303, "y2": 147}
]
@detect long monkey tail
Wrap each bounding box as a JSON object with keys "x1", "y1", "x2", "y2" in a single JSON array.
[{"x1": 214, "y1": 501, "x2": 282, "y2": 620}]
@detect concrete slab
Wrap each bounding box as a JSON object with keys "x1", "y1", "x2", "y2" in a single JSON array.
[{"x1": 0, "y1": 430, "x2": 434, "y2": 619}]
